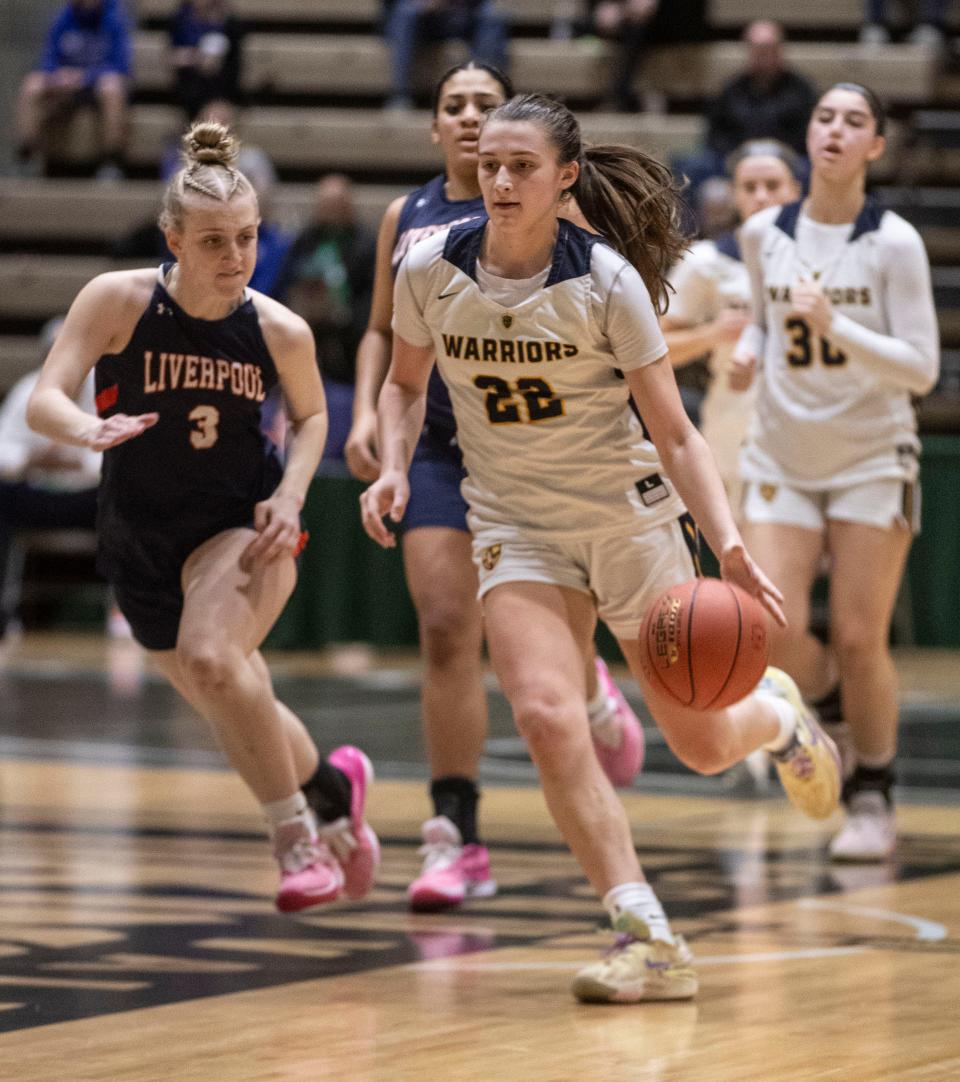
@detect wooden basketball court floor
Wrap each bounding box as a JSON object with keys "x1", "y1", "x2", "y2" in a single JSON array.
[{"x1": 1, "y1": 633, "x2": 960, "y2": 1081}]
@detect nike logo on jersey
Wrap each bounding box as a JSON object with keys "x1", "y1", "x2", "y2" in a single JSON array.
[{"x1": 438, "y1": 289, "x2": 462, "y2": 300}]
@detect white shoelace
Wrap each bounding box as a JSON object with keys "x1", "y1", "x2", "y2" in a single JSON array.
[
  {"x1": 417, "y1": 840, "x2": 461, "y2": 874},
  {"x1": 317, "y1": 816, "x2": 359, "y2": 863}
]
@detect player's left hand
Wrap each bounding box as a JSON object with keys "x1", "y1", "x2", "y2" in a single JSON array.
[
  {"x1": 790, "y1": 277, "x2": 833, "y2": 336},
  {"x1": 719, "y1": 542, "x2": 787, "y2": 628},
  {"x1": 241, "y1": 492, "x2": 303, "y2": 570}
]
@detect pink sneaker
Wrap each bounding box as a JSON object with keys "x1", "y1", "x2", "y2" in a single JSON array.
[
  {"x1": 408, "y1": 816, "x2": 497, "y2": 913},
  {"x1": 323, "y1": 745, "x2": 381, "y2": 900},
  {"x1": 592, "y1": 657, "x2": 645, "y2": 787},
  {"x1": 273, "y1": 819, "x2": 344, "y2": 913}
]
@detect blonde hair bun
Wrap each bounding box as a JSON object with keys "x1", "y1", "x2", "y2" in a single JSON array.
[{"x1": 182, "y1": 120, "x2": 240, "y2": 169}]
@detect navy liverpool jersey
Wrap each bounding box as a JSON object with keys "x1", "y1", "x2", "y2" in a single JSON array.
[{"x1": 95, "y1": 268, "x2": 283, "y2": 533}]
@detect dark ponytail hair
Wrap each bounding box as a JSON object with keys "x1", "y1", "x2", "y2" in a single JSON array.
[
  {"x1": 484, "y1": 94, "x2": 686, "y2": 314},
  {"x1": 431, "y1": 61, "x2": 514, "y2": 115},
  {"x1": 824, "y1": 82, "x2": 887, "y2": 135}
]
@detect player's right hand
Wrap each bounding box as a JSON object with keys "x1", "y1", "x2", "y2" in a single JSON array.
[
  {"x1": 85, "y1": 412, "x2": 159, "y2": 451},
  {"x1": 359, "y1": 470, "x2": 409, "y2": 548},
  {"x1": 719, "y1": 542, "x2": 787, "y2": 628},
  {"x1": 344, "y1": 411, "x2": 381, "y2": 483}
]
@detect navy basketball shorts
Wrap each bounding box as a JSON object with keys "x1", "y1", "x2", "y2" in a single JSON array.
[
  {"x1": 400, "y1": 426, "x2": 470, "y2": 535},
  {"x1": 101, "y1": 506, "x2": 285, "y2": 652}
]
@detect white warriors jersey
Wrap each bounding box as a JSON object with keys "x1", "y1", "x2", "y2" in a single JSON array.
[
  {"x1": 739, "y1": 199, "x2": 939, "y2": 488},
  {"x1": 394, "y1": 218, "x2": 686, "y2": 539},
  {"x1": 668, "y1": 234, "x2": 755, "y2": 481}
]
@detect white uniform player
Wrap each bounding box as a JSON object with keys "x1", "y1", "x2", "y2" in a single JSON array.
[
  {"x1": 363, "y1": 94, "x2": 841, "y2": 1005},
  {"x1": 739, "y1": 198, "x2": 938, "y2": 508},
  {"x1": 734, "y1": 83, "x2": 940, "y2": 864},
  {"x1": 664, "y1": 140, "x2": 802, "y2": 513},
  {"x1": 394, "y1": 218, "x2": 694, "y2": 638}
]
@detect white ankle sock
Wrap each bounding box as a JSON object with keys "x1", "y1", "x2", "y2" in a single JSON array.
[
  {"x1": 263, "y1": 791, "x2": 312, "y2": 833},
  {"x1": 603, "y1": 882, "x2": 675, "y2": 944},
  {"x1": 759, "y1": 694, "x2": 797, "y2": 754}
]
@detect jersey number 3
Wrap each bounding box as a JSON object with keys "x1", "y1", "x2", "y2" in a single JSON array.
[
  {"x1": 474, "y1": 376, "x2": 564, "y2": 424},
  {"x1": 785, "y1": 318, "x2": 847, "y2": 367},
  {"x1": 189, "y1": 405, "x2": 221, "y2": 449}
]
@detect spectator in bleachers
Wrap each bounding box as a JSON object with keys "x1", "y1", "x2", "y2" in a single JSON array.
[
  {"x1": 274, "y1": 176, "x2": 378, "y2": 461},
  {"x1": 586, "y1": 0, "x2": 706, "y2": 113},
  {"x1": 14, "y1": 0, "x2": 131, "y2": 180},
  {"x1": 673, "y1": 20, "x2": 816, "y2": 203},
  {"x1": 0, "y1": 319, "x2": 99, "y2": 641},
  {"x1": 383, "y1": 0, "x2": 510, "y2": 110},
  {"x1": 860, "y1": 0, "x2": 949, "y2": 46},
  {"x1": 168, "y1": 0, "x2": 245, "y2": 120}
]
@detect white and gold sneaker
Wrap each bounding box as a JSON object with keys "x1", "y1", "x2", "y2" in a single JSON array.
[
  {"x1": 760, "y1": 667, "x2": 842, "y2": 820},
  {"x1": 571, "y1": 913, "x2": 698, "y2": 1004}
]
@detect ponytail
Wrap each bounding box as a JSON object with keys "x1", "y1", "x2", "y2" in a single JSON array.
[
  {"x1": 575, "y1": 145, "x2": 686, "y2": 314},
  {"x1": 485, "y1": 95, "x2": 687, "y2": 313}
]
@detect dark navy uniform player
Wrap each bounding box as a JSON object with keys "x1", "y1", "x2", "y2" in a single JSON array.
[
  {"x1": 345, "y1": 63, "x2": 645, "y2": 914},
  {"x1": 28, "y1": 120, "x2": 379, "y2": 915}
]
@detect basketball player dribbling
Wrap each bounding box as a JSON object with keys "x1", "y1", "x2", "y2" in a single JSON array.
[
  {"x1": 361, "y1": 94, "x2": 842, "y2": 1002},
  {"x1": 346, "y1": 62, "x2": 646, "y2": 914}
]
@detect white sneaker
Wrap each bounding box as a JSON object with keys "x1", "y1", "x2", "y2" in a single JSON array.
[
  {"x1": 829, "y1": 792, "x2": 896, "y2": 862},
  {"x1": 571, "y1": 913, "x2": 698, "y2": 1003}
]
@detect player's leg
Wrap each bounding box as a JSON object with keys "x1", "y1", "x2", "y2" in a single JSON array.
[
  {"x1": 148, "y1": 527, "x2": 363, "y2": 910},
  {"x1": 247, "y1": 650, "x2": 379, "y2": 899},
  {"x1": 740, "y1": 484, "x2": 835, "y2": 701},
  {"x1": 483, "y1": 576, "x2": 696, "y2": 1003},
  {"x1": 401, "y1": 523, "x2": 494, "y2": 910},
  {"x1": 593, "y1": 517, "x2": 840, "y2": 820},
  {"x1": 826, "y1": 504, "x2": 912, "y2": 861}
]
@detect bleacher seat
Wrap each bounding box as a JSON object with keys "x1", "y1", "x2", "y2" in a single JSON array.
[
  {"x1": 41, "y1": 102, "x2": 707, "y2": 172},
  {"x1": 131, "y1": 32, "x2": 942, "y2": 105}
]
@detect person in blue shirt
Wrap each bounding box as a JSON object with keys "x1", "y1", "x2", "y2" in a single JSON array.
[
  {"x1": 15, "y1": 0, "x2": 131, "y2": 179},
  {"x1": 168, "y1": 0, "x2": 245, "y2": 120}
]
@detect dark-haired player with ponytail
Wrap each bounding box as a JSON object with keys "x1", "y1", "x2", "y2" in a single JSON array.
[
  {"x1": 732, "y1": 84, "x2": 940, "y2": 862},
  {"x1": 27, "y1": 120, "x2": 379, "y2": 915},
  {"x1": 361, "y1": 94, "x2": 842, "y2": 1002},
  {"x1": 347, "y1": 64, "x2": 645, "y2": 914}
]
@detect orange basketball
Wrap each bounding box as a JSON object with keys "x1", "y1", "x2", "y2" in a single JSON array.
[{"x1": 640, "y1": 578, "x2": 769, "y2": 711}]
